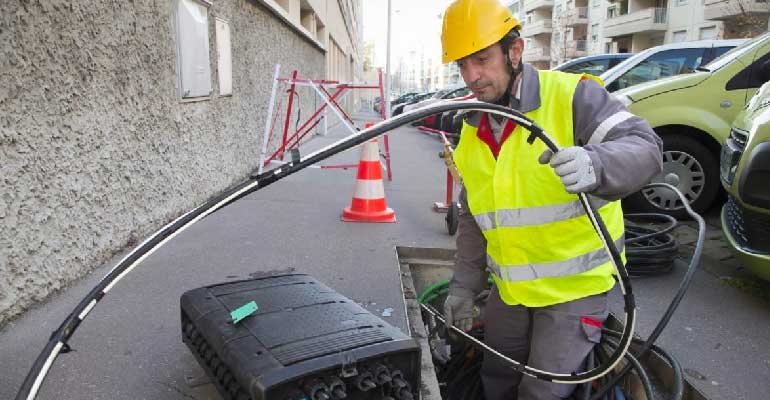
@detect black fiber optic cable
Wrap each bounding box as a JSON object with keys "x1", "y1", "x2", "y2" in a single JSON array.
[
  {"x1": 624, "y1": 213, "x2": 680, "y2": 276},
  {"x1": 604, "y1": 336, "x2": 654, "y2": 400},
  {"x1": 424, "y1": 185, "x2": 700, "y2": 399},
  {"x1": 601, "y1": 327, "x2": 684, "y2": 400},
  {"x1": 591, "y1": 183, "x2": 704, "y2": 400},
  {"x1": 17, "y1": 100, "x2": 635, "y2": 399}
]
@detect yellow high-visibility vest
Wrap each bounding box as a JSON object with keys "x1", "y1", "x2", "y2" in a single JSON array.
[{"x1": 453, "y1": 70, "x2": 625, "y2": 307}]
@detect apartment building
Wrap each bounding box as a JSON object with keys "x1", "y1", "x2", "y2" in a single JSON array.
[
  {"x1": 1, "y1": 0, "x2": 363, "y2": 326},
  {"x1": 510, "y1": 0, "x2": 768, "y2": 68}
]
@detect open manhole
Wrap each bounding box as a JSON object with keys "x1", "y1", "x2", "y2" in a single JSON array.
[{"x1": 396, "y1": 246, "x2": 711, "y2": 400}]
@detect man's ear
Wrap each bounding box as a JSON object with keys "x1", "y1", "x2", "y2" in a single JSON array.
[{"x1": 508, "y1": 37, "x2": 524, "y2": 68}]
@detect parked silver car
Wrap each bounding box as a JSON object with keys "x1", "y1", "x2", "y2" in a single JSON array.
[{"x1": 601, "y1": 39, "x2": 747, "y2": 92}]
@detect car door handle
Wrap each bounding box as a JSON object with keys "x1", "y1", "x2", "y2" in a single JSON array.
[{"x1": 720, "y1": 100, "x2": 732, "y2": 108}]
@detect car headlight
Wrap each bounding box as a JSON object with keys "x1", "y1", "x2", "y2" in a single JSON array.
[{"x1": 614, "y1": 94, "x2": 634, "y2": 108}]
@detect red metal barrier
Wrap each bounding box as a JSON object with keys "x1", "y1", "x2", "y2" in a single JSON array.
[{"x1": 258, "y1": 67, "x2": 393, "y2": 180}]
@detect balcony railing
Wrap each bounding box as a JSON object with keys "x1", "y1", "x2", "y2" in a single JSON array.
[
  {"x1": 604, "y1": 7, "x2": 668, "y2": 37},
  {"x1": 565, "y1": 40, "x2": 588, "y2": 58},
  {"x1": 653, "y1": 7, "x2": 667, "y2": 23}
]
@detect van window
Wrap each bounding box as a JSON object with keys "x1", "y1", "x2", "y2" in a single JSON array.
[
  {"x1": 713, "y1": 46, "x2": 735, "y2": 59},
  {"x1": 608, "y1": 56, "x2": 627, "y2": 69},
  {"x1": 612, "y1": 48, "x2": 706, "y2": 90},
  {"x1": 705, "y1": 33, "x2": 770, "y2": 72},
  {"x1": 700, "y1": 46, "x2": 737, "y2": 66},
  {"x1": 726, "y1": 51, "x2": 770, "y2": 91},
  {"x1": 563, "y1": 59, "x2": 611, "y2": 75}
]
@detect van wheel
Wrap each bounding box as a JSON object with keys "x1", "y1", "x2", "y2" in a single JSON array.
[{"x1": 623, "y1": 134, "x2": 720, "y2": 218}]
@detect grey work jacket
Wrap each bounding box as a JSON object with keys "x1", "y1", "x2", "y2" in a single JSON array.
[{"x1": 450, "y1": 63, "x2": 663, "y2": 299}]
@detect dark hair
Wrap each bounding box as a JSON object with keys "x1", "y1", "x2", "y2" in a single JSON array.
[
  {"x1": 499, "y1": 28, "x2": 521, "y2": 55},
  {"x1": 499, "y1": 28, "x2": 521, "y2": 72}
]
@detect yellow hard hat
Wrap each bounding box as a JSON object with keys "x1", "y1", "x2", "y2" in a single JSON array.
[{"x1": 441, "y1": 0, "x2": 522, "y2": 64}]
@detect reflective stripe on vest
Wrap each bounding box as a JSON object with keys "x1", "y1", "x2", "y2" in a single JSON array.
[
  {"x1": 487, "y1": 237, "x2": 625, "y2": 282},
  {"x1": 453, "y1": 69, "x2": 624, "y2": 307},
  {"x1": 473, "y1": 197, "x2": 610, "y2": 231}
]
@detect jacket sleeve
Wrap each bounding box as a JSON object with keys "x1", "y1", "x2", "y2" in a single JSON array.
[
  {"x1": 572, "y1": 79, "x2": 663, "y2": 201},
  {"x1": 449, "y1": 187, "x2": 489, "y2": 299}
]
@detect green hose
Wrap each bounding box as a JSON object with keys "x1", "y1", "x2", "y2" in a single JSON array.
[
  {"x1": 418, "y1": 280, "x2": 449, "y2": 304},
  {"x1": 417, "y1": 277, "x2": 495, "y2": 304}
]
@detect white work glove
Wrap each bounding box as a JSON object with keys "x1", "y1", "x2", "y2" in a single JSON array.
[
  {"x1": 444, "y1": 295, "x2": 475, "y2": 332},
  {"x1": 539, "y1": 146, "x2": 598, "y2": 194}
]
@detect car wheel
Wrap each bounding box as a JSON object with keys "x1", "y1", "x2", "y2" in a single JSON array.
[{"x1": 623, "y1": 134, "x2": 720, "y2": 217}]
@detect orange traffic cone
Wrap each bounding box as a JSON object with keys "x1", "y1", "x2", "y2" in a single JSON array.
[{"x1": 342, "y1": 123, "x2": 396, "y2": 223}]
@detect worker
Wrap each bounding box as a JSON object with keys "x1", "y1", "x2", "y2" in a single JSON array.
[{"x1": 440, "y1": 1, "x2": 663, "y2": 399}]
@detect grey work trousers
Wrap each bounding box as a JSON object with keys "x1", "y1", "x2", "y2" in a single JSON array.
[{"x1": 481, "y1": 285, "x2": 609, "y2": 400}]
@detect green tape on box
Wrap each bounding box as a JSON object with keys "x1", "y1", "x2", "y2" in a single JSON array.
[{"x1": 231, "y1": 301, "x2": 258, "y2": 324}]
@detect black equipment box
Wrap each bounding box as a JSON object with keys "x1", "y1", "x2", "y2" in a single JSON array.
[{"x1": 180, "y1": 274, "x2": 421, "y2": 400}]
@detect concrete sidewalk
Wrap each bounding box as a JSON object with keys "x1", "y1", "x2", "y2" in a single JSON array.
[{"x1": 2, "y1": 109, "x2": 769, "y2": 400}]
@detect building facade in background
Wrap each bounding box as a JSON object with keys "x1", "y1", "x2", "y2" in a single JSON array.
[
  {"x1": 510, "y1": 0, "x2": 769, "y2": 69},
  {"x1": 364, "y1": 0, "x2": 768, "y2": 98},
  {"x1": 0, "y1": 0, "x2": 362, "y2": 326}
]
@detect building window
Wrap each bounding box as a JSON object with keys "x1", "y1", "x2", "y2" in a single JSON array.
[
  {"x1": 673, "y1": 30, "x2": 688, "y2": 42},
  {"x1": 555, "y1": 4, "x2": 563, "y2": 17},
  {"x1": 700, "y1": 26, "x2": 717, "y2": 40},
  {"x1": 509, "y1": 2, "x2": 520, "y2": 14},
  {"x1": 593, "y1": 0, "x2": 601, "y2": 8},
  {"x1": 174, "y1": 0, "x2": 212, "y2": 99},
  {"x1": 676, "y1": 0, "x2": 687, "y2": 5},
  {"x1": 591, "y1": 23, "x2": 599, "y2": 42},
  {"x1": 605, "y1": 42, "x2": 613, "y2": 53},
  {"x1": 526, "y1": 11, "x2": 534, "y2": 24}
]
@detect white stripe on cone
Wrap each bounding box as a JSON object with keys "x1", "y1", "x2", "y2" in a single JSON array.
[
  {"x1": 352, "y1": 179, "x2": 385, "y2": 199},
  {"x1": 361, "y1": 139, "x2": 379, "y2": 162}
]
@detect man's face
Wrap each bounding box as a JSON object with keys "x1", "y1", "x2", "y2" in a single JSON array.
[{"x1": 457, "y1": 39, "x2": 522, "y2": 103}]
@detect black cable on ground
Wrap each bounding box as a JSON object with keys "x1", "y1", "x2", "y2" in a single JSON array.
[{"x1": 624, "y1": 213, "x2": 680, "y2": 277}]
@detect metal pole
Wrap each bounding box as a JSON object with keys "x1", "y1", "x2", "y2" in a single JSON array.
[
  {"x1": 281, "y1": 70, "x2": 299, "y2": 160},
  {"x1": 258, "y1": 64, "x2": 281, "y2": 175},
  {"x1": 323, "y1": 106, "x2": 328, "y2": 136},
  {"x1": 385, "y1": 0, "x2": 392, "y2": 118}
]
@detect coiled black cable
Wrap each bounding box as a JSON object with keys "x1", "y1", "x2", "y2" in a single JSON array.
[{"x1": 624, "y1": 213, "x2": 680, "y2": 277}]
